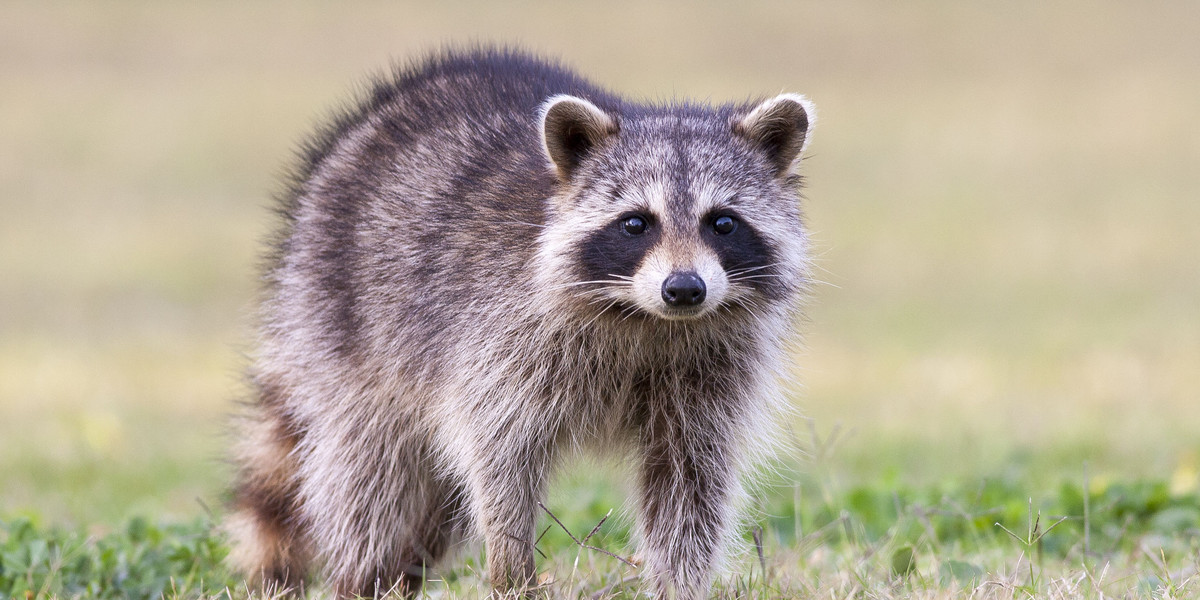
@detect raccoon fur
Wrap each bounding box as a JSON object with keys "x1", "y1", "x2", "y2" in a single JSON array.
[{"x1": 228, "y1": 47, "x2": 815, "y2": 600}]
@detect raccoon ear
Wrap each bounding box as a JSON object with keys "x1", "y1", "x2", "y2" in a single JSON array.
[
  {"x1": 540, "y1": 94, "x2": 619, "y2": 181},
  {"x1": 734, "y1": 93, "x2": 816, "y2": 177}
]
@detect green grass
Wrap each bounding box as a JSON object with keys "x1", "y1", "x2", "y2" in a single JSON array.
[
  {"x1": 2, "y1": 0, "x2": 1198, "y2": 597},
  {"x1": 5, "y1": 470, "x2": 1199, "y2": 598},
  {"x1": 0, "y1": 516, "x2": 231, "y2": 600}
]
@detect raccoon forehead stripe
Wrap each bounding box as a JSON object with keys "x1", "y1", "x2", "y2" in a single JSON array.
[
  {"x1": 691, "y1": 184, "x2": 743, "y2": 218},
  {"x1": 628, "y1": 179, "x2": 670, "y2": 218},
  {"x1": 667, "y1": 121, "x2": 696, "y2": 218}
]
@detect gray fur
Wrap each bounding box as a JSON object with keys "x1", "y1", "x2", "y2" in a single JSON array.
[{"x1": 228, "y1": 48, "x2": 815, "y2": 599}]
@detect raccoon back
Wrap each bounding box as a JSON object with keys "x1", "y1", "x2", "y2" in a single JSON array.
[{"x1": 265, "y1": 50, "x2": 619, "y2": 366}]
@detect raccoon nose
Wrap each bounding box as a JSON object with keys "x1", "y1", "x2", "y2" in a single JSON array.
[{"x1": 661, "y1": 272, "x2": 707, "y2": 307}]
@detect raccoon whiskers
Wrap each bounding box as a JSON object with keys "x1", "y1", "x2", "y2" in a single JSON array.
[
  {"x1": 579, "y1": 297, "x2": 623, "y2": 331},
  {"x1": 719, "y1": 297, "x2": 773, "y2": 331},
  {"x1": 740, "y1": 296, "x2": 771, "y2": 315},
  {"x1": 548, "y1": 279, "x2": 633, "y2": 292},
  {"x1": 725, "y1": 264, "x2": 787, "y2": 285},
  {"x1": 743, "y1": 309, "x2": 774, "y2": 335},
  {"x1": 583, "y1": 295, "x2": 625, "y2": 308},
  {"x1": 617, "y1": 305, "x2": 641, "y2": 323},
  {"x1": 720, "y1": 274, "x2": 787, "y2": 290},
  {"x1": 725, "y1": 263, "x2": 780, "y2": 277},
  {"x1": 803, "y1": 257, "x2": 840, "y2": 290},
  {"x1": 573, "y1": 277, "x2": 635, "y2": 305},
  {"x1": 554, "y1": 280, "x2": 632, "y2": 306},
  {"x1": 802, "y1": 274, "x2": 839, "y2": 290},
  {"x1": 727, "y1": 273, "x2": 784, "y2": 283}
]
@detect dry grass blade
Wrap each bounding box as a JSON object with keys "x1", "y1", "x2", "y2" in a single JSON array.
[
  {"x1": 588, "y1": 574, "x2": 641, "y2": 600},
  {"x1": 538, "y1": 502, "x2": 636, "y2": 567},
  {"x1": 752, "y1": 525, "x2": 768, "y2": 584}
]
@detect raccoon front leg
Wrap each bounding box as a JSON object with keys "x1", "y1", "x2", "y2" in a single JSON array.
[
  {"x1": 461, "y1": 430, "x2": 552, "y2": 595},
  {"x1": 636, "y1": 412, "x2": 740, "y2": 600}
]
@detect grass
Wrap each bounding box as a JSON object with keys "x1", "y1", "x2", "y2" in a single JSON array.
[
  {"x1": 5, "y1": 464, "x2": 1200, "y2": 598},
  {"x1": 2, "y1": 0, "x2": 1198, "y2": 597}
]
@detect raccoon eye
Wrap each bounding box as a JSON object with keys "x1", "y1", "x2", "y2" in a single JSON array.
[
  {"x1": 620, "y1": 215, "x2": 648, "y2": 236},
  {"x1": 712, "y1": 215, "x2": 738, "y2": 235}
]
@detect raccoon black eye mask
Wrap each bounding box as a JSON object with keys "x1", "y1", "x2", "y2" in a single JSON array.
[{"x1": 229, "y1": 47, "x2": 814, "y2": 600}]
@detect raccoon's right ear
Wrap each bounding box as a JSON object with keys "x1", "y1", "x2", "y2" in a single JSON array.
[{"x1": 540, "y1": 95, "x2": 619, "y2": 181}]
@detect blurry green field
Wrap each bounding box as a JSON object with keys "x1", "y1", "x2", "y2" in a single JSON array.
[{"x1": 2, "y1": 1, "x2": 1198, "y2": 597}]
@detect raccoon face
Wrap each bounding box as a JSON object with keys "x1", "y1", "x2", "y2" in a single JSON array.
[{"x1": 538, "y1": 93, "x2": 815, "y2": 321}]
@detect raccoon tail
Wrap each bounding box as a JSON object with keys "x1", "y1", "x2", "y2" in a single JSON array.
[{"x1": 226, "y1": 401, "x2": 310, "y2": 594}]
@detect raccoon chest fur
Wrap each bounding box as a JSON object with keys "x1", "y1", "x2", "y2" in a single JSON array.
[
  {"x1": 439, "y1": 315, "x2": 774, "y2": 443},
  {"x1": 229, "y1": 47, "x2": 815, "y2": 600}
]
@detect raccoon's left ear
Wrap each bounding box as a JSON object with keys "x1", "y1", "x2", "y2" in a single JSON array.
[
  {"x1": 540, "y1": 94, "x2": 620, "y2": 181},
  {"x1": 734, "y1": 93, "x2": 816, "y2": 177}
]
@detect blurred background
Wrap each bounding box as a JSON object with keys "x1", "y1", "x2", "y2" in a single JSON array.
[{"x1": 2, "y1": 1, "x2": 1197, "y2": 526}]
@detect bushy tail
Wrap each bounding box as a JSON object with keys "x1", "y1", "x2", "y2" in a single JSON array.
[{"x1": 226, "y1": 402, "x2": 310, "y2": 593}]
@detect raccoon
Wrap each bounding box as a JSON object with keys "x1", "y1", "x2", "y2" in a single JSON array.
[{"x1": 228, "y1": 48, "x2": 815, "y2": 600}]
